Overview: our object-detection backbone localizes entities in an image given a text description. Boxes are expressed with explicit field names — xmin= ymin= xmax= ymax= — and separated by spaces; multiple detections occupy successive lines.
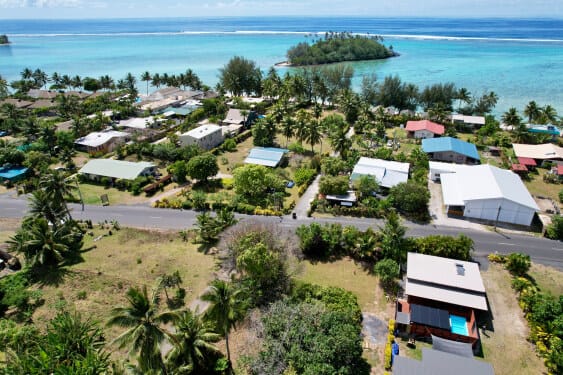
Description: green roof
xmin=79 ymin=159 xmax=155 ymax=180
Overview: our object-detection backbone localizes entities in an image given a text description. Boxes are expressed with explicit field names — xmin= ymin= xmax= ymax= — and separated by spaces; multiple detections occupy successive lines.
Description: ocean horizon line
xmin=5 ymin=30 xmax=563 ymax=43
xmin=1 ymin=15 xmax=563 ymax=21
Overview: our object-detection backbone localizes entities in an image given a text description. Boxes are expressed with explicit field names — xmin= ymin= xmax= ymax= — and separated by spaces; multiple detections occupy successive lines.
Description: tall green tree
xmin=201 ymin=280 xmax=247 ymax=368
xmin=379 ymin=210 xmax=408 ymax=263
xmin=186 ymin=153 xmax=219 ymax=183
xmin=107 ymin=286 xmax=176 ymax=374
xmin=141 ymin=71 xmax=152 ymax=96
xmin=8 ymin=217 xmax=82 ymax=272
xmin=524 ymin=100 xmax=541 ymax=124
xmin=218 ymin=56 xmax=262 ymax=97
xmin=165 ymin=309 xmax=223 ymax=374
xmin=502 ymin=107 xmax=522 ymax=127
xmin=40 ymin=170 xmax=77 ymax=217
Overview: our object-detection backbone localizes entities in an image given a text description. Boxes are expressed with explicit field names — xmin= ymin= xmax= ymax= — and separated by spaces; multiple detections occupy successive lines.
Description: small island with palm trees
xmin=282 ymin=31 xmax=397 ymax=66
xmin=0 ymin=35 xmax=9 ymax=45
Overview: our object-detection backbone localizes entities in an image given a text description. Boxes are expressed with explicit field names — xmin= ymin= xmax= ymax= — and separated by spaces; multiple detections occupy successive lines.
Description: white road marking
xmin=498 ymin=242 xmax=515 ymax=246
xmin=150 ymin=216 xmax=162 ymax=219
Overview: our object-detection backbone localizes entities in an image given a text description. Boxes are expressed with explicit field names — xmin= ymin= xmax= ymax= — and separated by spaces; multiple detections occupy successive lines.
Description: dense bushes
xmin=319 ymin=175 xmax=349 ymax=195
xmin=296 ymin=221 xmax=475 ymax=263
xmin=294 ymin=167 xmax=317 ymax=187
xmin=412 ymin=235 xmax=474 ymax=261
xmin=388 ymin=181 xmax=430 ymax=219
xmin=545 ymin=215 xmax=563 ymax=240
xmin=248 ymin=301 xmax=369 ymax=375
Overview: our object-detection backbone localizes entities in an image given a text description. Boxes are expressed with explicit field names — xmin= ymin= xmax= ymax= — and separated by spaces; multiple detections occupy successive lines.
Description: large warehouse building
xmin=439 ymin=164 xmax=538 ymax=226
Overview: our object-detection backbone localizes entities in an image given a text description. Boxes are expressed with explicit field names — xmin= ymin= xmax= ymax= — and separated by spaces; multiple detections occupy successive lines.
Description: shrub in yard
xmin=294 ymin=168 xmax=317 ymax=187
xmin=389 ymin=181 xmax=430 ymax=216
xmin=559 ymin=189 xmax=563 ymax=203
xmin=222 ymin=138 xmax=237 ymax=152
xmin=374 ymin=259 xmax=400 ymax=290
xmin=488 ymin=253 xmax=507 ymax=263
xmin=505 ymin=252 xmax=531 ymax=276
xmin=319 ymin=175 xmax=349 ymax=195
xmin=545 ymin=215 xmax=563 ymax=241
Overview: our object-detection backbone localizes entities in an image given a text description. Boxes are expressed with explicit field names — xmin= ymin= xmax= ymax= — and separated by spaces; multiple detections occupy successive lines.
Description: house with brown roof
xmin=405 ymin=120 xmax=445 ymax=139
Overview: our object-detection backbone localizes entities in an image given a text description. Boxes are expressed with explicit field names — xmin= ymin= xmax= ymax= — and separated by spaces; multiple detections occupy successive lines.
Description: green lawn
xmin=528 ymin=263 xmax=563 ymax=297
xmin=523 ymin=168 xmax=561 ymax=205
xmin=295 ymin=257 xmax=383 ymax=313
xmin=77 ymin=182 xmax=150 ymax=205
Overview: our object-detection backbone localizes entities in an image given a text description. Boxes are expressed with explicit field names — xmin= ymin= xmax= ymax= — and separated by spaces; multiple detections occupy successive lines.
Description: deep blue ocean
xmin=1 ymin=17 xmax=562 ymax=115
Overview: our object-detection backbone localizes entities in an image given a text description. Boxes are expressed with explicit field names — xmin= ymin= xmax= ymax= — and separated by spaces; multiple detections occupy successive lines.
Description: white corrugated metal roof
xmin=407 ymin=253 xmax=486 ymax=293
xmin=182 ymin=124 xmax=222 ymax=139
xmin=351 ymin=157 xmax=410 ymax=188
xmin=450 ymin=114 xmax=486 ymax=125
xmin=429 ymin=161 xmax=469 ymax=174
xmin=79 ymin=159 xmax=155 ymax=180
xmin=406 ymin=280 xmax=488 ymax=310
xmin=406 ymin=253 xmax=487 ymax=310
xmin=440 ymin=173 xmax=465 ymax=206
xmin=74 ymin=130 xmax=128 ymax=148
xmin=440 ymin=164 xmax=538 ymax=210
xmin=513 ymin=143 xmax=563 ymax=160
xmin=118 ymin=117 xmax=155 ymax=129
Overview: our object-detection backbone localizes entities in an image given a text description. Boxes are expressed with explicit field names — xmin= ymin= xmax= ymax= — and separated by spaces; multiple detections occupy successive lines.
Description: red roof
xmin=557 ymin=165 xmax=563 ymax=175
xmin=405 ymin=120 xmax=445 ymax=135
xmin=511 ymin=164 xmax=528 ymax=172
xmin=517 ymin=157 xmax=537 ymax=166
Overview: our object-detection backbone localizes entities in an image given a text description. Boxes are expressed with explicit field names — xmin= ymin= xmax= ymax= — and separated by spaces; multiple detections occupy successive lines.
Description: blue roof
xmin=0 ymin=166 xmax=28 ymax=180
xmin=422 ymin=137 xmax=480 ymax=161
xmin=244 ymin=147 xmax=288 ymax=167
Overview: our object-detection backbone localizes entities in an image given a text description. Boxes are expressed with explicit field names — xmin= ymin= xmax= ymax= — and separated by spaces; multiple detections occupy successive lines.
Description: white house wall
xmin=414 ymin=129 xmax=435 ymax=139
xmin=463 ymin=198 xmax=535 ymax=226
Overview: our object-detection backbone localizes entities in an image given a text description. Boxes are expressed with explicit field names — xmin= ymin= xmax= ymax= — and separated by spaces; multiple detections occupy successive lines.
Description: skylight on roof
xmin=455 ymin=263 xmax=465 ymax=276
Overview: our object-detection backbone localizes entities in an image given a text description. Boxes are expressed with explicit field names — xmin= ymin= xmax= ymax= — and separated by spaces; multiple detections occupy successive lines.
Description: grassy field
xmin=523 ymin=168 xmax=561 ymax=206
xmin=31 ymin=227 xmax=218 ymax=347
xmin=295 ymin=257 xmax=387 ymax=313
xmin=78 ymin=182 xmax=151 ymax=205
xmin=0 ymin=218 xmax=20 ymax=244
xmin=528 ymin=262 xmax=563 ymax=297
xmin=480 ymin=263 xmax=546 ymax=375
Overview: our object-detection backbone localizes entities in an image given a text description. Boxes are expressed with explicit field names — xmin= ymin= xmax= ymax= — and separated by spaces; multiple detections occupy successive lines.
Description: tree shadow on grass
xmin=33 ymin=267 xmax=74 ymax=287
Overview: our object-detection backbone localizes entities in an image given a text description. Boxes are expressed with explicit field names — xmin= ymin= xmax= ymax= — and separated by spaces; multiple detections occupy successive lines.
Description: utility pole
xmin=494 ymin=205 xmax=501 ymax=231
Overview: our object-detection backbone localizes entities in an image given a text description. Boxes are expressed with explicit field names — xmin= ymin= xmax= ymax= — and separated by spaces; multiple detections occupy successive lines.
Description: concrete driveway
xmin=428 ymin=178 xmax=486 ymax=231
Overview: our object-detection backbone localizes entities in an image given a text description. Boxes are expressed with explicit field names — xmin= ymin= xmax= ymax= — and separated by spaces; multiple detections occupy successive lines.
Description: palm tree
xmin=541 ymin=105 xmax=558 ymax=124
xmin=124 ymin=72 xmax=137 ymax=93
xmin=524 ymin=100 xmax=540 ymax=124
xmin=328 ymin=125 xmax=352 ymax=158
xmin=295 ymin=109 xmax=311 ymax=143
xmin=8 ymin=217 xmax=71 ymax=270
xmin=457 ymin=87 xmax=471 ymax=110
xmin=61 ymin=75 xmax=72 ymax=91
xmin=28 ymin=190 xmax=67 ymax=227
xmin=51 ymin=72 xmax=61 ymax=87
xmin=280 ymin=114 xmax=295 ymax=147
xmin=305 ymin=118 xmax=322 ymax=153
xmin=20 ymin=67 xmax=33 ymax=80
xmin=201 ymin=280 xmax=247 ymax=368
xmin=166 ymin=309 xmax=222 ymax=374
xmin=502 ymin=107 xmax=522 ymax=128
xmin=71 ymin=75 xmax=82 ymax=91
xmin=32 ymin=69 xmax=49 ymax=89
xmin=40 ymin=170 xmax=77 ymax=218
xmin=141 ymin=71 xmax=151 ymax=96
xmin=107 ymin=286 xmax=175 ymax=374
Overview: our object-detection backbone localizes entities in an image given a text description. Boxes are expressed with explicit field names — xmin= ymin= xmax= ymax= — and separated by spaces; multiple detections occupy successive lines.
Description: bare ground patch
xmin=480 ymin=264 xmax=546 ymax=375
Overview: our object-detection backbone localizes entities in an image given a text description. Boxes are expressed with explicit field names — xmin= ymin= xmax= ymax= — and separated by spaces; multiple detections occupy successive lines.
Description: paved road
xmin=1 ymin=194 xmax=562 ymax=270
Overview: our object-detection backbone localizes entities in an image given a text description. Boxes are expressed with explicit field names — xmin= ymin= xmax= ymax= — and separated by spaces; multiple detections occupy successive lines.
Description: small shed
xmin=244 ymin=147 xmax=288 ymax=167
